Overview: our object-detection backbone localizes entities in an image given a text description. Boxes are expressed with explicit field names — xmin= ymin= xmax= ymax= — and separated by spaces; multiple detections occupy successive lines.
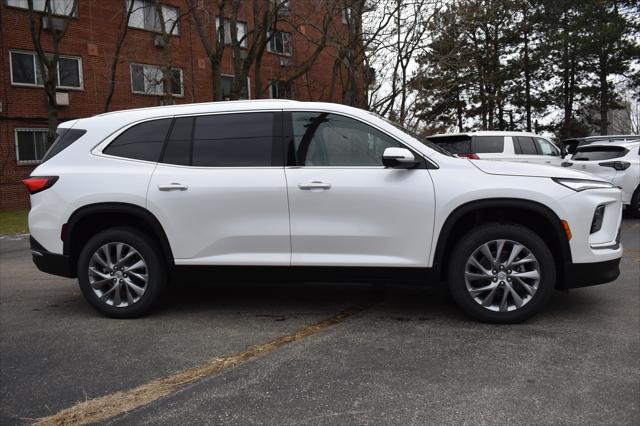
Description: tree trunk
xmin=599 ymin=52 xmax=608 ymax=135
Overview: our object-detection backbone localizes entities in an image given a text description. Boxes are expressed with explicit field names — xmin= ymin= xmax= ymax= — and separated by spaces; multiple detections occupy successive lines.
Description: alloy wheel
xmin=464 ymin=239 xmax=540 ymax=312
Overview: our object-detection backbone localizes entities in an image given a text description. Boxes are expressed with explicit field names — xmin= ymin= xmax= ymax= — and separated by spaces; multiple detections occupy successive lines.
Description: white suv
xmin=25 ymin=101 xmax=623 ymax=323
xmin=562 ymin=141 xmax=640 ymax=217
xmin=427 ymin=131 xmax=565 ymax=166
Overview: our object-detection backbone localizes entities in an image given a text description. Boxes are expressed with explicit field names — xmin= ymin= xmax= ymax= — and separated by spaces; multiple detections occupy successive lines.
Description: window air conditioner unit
xmin=42 ymin=16 xmax=66 ymax=31
xmin=279 ymin=57 xmax=290 ymax=67
xmin=154 ymin=35 xmax=167 ymax=48
xmin=56 ymin=92 xmax=69 ymax=106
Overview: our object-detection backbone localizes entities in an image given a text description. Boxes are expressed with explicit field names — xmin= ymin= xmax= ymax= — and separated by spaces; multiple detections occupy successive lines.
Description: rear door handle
xmin=298 ymin=181 xmax=331 ymax=190
xmin=158 ymin=183 xmax=188 ymax=191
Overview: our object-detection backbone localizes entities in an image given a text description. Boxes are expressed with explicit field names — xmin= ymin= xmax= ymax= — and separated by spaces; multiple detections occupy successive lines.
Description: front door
xmin=284 ymin=111 xmax=436 ymax=267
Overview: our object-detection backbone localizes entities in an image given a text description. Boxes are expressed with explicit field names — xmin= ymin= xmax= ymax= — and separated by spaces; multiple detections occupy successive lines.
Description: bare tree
xmin=104 ymin=0 xmax=137 ymax=112
xmin=26 ymin=0 xmax=78 ymax=143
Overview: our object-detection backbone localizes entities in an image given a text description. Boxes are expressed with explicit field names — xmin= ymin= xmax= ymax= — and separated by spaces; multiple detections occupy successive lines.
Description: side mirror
xmin=560 ymin=146 xmax=568 ymax=157
xmin=382 ymin=147 xmax=420 ymax=169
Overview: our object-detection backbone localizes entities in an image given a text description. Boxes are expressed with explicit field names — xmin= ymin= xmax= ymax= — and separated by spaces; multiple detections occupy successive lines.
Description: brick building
xmin=0 ymin=0 xmax=365 ymax=210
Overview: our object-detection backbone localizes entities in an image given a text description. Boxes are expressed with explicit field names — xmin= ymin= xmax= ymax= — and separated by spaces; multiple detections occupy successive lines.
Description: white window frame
xmin=128 ymin=0 xmax=180 ymax=36
xmin=14 ymin=128 xmax=49 ymax=165
xmin=215 ymin=17 xmax=248 ymax=48
xmin=130 ymin=63 xmax=184 ymax=97
xmin=9 ymin=50 xmax=84 ymax=90
xmin=267 ymin=31 xmax=292 ymax=56
xmin=221 ymin=74 xmax=251 ymax=100
xmin=342 ymin=7 xmax=352 ymax=24
xmin=4 ymin=0 xmax=78 ymax=17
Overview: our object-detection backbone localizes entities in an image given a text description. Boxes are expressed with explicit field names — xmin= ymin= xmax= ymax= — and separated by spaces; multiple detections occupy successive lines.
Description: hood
xmin=470 ymin=159 xmax=605 ymax=181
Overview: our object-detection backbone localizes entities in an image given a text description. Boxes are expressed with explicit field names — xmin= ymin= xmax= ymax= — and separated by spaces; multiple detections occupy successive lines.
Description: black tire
xmin=629 ymin=186 xmax=640 ymax=218
xmin=77 ymin=227 xmax=166 ymax=318
xmin=447 ymin=223 xmax=555 ymax=324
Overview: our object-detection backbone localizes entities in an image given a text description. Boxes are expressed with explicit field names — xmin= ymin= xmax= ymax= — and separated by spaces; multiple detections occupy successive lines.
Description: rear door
xmin=147 ymin=111 xmax=291 ymax=266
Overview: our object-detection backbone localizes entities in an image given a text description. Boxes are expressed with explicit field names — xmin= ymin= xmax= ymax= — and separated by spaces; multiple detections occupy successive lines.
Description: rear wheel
xmin=629 ymin=186 xmax=640 ymax=218
xmin=448 ymin=223 xmax=555 ymax=323
xmin=77 ymin=227 xmax=166 ymax=318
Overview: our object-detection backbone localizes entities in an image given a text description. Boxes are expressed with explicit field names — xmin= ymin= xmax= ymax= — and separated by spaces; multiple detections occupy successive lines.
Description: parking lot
xmin=0 ymin=218 xmax=638 ymax=425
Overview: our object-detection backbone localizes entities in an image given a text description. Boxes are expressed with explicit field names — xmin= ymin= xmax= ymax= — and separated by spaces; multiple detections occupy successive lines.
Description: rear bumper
xmin=30 ymin=237 xmax=75 ymax=278
xmin=562 ymin=258 xmax=621 ymax=289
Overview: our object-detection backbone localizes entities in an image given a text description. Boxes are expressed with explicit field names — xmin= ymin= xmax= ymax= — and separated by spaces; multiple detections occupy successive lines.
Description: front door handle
xmin=298 ymin=181 xmax=331 ymax=190
xmin=158 ymin=183 xmax=188 ymax=191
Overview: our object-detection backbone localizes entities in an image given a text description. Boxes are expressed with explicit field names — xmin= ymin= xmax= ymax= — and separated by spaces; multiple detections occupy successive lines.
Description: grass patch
xmin=0 ymin=209 xmax=29 ymax=235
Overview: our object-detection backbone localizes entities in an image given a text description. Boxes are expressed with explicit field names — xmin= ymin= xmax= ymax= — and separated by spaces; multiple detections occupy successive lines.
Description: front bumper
xmin=30 ymin=237 xmax=75 ymax=278
xmin=561 ymin=258 xmax=621 ymax=289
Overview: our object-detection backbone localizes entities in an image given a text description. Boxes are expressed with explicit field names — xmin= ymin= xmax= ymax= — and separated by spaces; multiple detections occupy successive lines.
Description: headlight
xmin=552 ymin=178 xmax=617 ymax=191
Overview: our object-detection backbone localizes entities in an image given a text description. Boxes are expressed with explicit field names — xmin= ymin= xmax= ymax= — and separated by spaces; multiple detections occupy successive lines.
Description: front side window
xmin=291 ymin=112 xmax=402 ymax=167
xmin=268 ymin=31 xmax=292 ymax=55
xmin=130 ymin=63 xmax=183 ymax=96
xmin=5 ymin=0 xmax=77 ymax=16
xmin=15 ymin=129 xmax=50 ymax=164
xmin=269 ymin=80 xmax=293 ymax=99
xmin=216 ymin=18 xmax=247 ymax=48
xmin=103 ymin=119 xmax=172 ymax=162
xmin=221 ymin=75 xmax=249 ymax=100
xmin=128 ymin=0 xmax=180 ymax=35
xmin=191 ymin=113 xmax=275 ymax=167
xmin=534 ymin=137 xmax=560 ymax=156
xmin=10 ymin=51 xmax=82 ymax=89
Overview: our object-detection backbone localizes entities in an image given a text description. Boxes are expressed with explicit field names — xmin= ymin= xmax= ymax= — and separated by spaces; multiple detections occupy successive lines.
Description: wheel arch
xmin=432 ymin=198 xmax=572 ymax=286
xmin=64 ymin=203 xmax=174 ymax=273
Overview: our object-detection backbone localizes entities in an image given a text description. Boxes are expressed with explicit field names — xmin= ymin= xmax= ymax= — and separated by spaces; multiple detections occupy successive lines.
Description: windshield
xmin=368 ymin=112 xmax=455 ymax=157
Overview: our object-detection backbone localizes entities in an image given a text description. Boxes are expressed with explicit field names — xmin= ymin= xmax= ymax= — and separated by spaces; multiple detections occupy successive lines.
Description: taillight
xmin=22 ymin=176 xmax=58 ymax=194
xmin=459 ymin=153 xmax=480 ymax=160
xmin=598 ymin=161 xmax=630 ymax=171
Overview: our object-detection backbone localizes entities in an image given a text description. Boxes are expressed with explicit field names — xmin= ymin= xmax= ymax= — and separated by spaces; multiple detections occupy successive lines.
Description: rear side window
xmin=427 ymin=136 xmax=471 ymax=154
xmin=514 ymin=136 xmax=538 ymax=155
xmin=41 ymin=128 xmax=86 ymax=162
xmin=472 ymin=136 xmax=504 ymax=153
xmin=162 ymin=117 xmax=193 ymax=166
xmin=191 ymin=113 xmax=275 ymax=167
xmin=572 ymin=146 xmax=629 ymax=161
xmin=104 ymin=119 xmax=172 ymax=162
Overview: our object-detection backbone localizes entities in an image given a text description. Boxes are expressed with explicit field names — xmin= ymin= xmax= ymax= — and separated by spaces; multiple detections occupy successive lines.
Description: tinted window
xmin=472 ymin=136 xmax=504 ymax=153
xmin=515 ymin=136 xmax=538 ymax=155
xmin=534 ymin=138 xmax=560 ymax=156
xmin=427 ymin=136 xmax=471 ymax=154
xmin=42 ymin=128 xmax=86 ymax=162
xmin=104 ymin=119 xmax=171 ymax=162
xmin=192 ymin=113 xmax=274 ymax=167
xmin=292 ymin=112 xmax=402 ymax=166
xmin=162 ymin=117 xmax=193 ymax=166
xmin=572 ymin=146 xmax=628 ymax=161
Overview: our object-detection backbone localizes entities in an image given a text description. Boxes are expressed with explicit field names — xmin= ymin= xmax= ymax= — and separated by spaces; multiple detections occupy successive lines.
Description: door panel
xmin=286 ymin=167 xmax=435 ymax=266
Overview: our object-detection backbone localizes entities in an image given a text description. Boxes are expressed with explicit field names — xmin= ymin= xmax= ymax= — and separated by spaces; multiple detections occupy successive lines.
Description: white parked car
xmin=25 ymin=101 xmax=623 ymax=323
xmin=562 ymin=141 xmax=640 ymax=217
xmin=427 ymin=131 xmax=565 ymax=166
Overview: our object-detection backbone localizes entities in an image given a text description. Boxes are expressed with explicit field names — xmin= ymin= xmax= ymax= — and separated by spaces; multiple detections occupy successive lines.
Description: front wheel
xmin=77 ymin=227 xmax=167 ymax=318
xmin=448 ymin=223 xmax=556 ymax=323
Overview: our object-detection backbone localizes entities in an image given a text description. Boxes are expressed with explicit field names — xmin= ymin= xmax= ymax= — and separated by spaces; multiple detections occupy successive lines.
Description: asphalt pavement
xmin=1 ymin=219 xmax=638 ymax=425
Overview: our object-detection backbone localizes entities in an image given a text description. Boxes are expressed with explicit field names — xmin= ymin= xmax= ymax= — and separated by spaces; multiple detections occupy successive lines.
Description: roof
xmin=578 ymin=140 xmax=640 ymax=149
xmin=429 ymin=131 xmax=539 ymax=138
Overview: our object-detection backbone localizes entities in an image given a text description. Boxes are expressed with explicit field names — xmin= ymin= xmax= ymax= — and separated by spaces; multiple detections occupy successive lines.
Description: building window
xmin=128 ymin=0 xmax=180 ymax=35
xmin=10 ymin=50 xmax=83 ymax=89
xmin=5 ymin=0 xmax=78 ymax=16
xmin=221 ymin=75 xmax=250 ymax=100
xmin=216 ymin=18 xmax=247 ymax=48
xmin=267 ymin=31 xmax=292 ymax=56
xmin=342 ymin=7 xmax=352 ymax=24
xmin=15 ymin=129 xmax=50 ymax=165
xmin=130 ymin=63 xmax=183 ymax=97
xmin=269 ymin=80 xmax=293 ymax=99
